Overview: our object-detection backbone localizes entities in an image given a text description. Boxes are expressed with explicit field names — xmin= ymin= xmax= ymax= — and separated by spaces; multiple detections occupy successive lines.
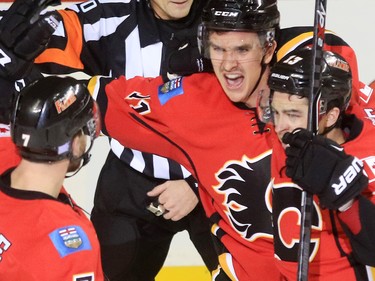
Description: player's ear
xmin=71 ymin=130 xmax=85 ymax=158
xmin=325 ymin=107 xmax=340 ymax=127
xmin=263 ymin=40 xmax=277 ymax=64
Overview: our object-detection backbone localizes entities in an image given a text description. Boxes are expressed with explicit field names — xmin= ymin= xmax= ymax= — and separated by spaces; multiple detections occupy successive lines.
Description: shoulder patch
xmin=158 ymin=77 xmax=184 ymax=105
xmin=49 ymin=225 xmax=92 ymax=257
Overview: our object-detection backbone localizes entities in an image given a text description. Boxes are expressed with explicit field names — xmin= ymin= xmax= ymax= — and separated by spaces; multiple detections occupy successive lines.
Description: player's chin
xmin=224 ymin=89 xmax=247 ymax=104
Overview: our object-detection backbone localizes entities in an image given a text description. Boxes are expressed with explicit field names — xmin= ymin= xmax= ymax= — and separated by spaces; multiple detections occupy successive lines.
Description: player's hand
xmin=282 ymin=128 xmax=368 ymax=210
xmin=163 ymin=37 xmax=213 ymax=81
xmin=0 ymin=0 xmax=61 ymax=80
xmin=165 ymin=42 xmax=211 ymax=75
xmin=147 ymin=179 xmax=199 ymax=221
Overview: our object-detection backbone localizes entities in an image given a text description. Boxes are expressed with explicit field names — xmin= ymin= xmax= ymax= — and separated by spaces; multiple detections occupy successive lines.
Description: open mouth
xmin=224 ymin=74 xmax=244 ymax=89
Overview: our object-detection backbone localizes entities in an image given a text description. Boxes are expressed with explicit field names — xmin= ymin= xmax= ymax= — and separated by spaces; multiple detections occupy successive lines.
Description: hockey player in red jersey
xmin=86 ymin=1 xmax=282 ymax=279
xmin=0 ymin=76 xmax=104 ymax=280
xmin=86 ymin=23 xmax=375 ymax=281
xmin=0 ymin=0 xmax=281 ymax=279
xmin=265 ymin=48 xmax=375 ymax=280
xmin=0 ymin=1 xmax=219 ymax=278
xmin=0 ymin=0 xmax=370 ymax=280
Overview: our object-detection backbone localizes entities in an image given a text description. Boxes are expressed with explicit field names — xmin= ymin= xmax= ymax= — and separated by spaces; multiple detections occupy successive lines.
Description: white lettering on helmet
xmin=270 ymin=73 xmax=289 ymax=80
xmin=214 ymin=11 xmax=239 ymax=17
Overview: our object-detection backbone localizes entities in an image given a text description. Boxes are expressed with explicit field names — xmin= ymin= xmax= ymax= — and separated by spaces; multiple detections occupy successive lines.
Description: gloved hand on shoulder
xmin=162 ymin=35 xmax=213 ymax=81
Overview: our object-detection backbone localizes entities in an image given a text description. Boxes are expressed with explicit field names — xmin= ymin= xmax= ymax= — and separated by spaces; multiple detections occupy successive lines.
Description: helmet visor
xmin=198 ymin=24 xmax=273 ymax=63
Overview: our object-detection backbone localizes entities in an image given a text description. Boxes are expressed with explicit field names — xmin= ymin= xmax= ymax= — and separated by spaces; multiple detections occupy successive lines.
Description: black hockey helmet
xmin=11 ymin=76 xmax=101 ymax=163
xmin=198 ymin=0 xmax=280 ymax=57
xmin=201 ymin=0 xmax=279 ymax=31
xmin=268 ymin=48 xmax=352 ymax=114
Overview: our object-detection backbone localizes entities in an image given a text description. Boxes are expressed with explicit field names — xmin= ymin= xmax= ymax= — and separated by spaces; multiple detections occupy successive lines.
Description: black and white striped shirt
xmin=38 ymin=0 xmax=204 ymax=180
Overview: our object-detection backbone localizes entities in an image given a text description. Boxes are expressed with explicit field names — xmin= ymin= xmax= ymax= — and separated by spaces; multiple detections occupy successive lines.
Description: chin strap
xmin=319 ymin=111 xmax=344 ymax=136
xmin=247 ymin=44 xmax=272 ymax=101
xmin=248 ymin=62 xmax=267 ymax=100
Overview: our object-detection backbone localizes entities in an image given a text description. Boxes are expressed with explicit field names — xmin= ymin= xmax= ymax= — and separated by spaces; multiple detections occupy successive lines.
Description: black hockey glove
xmin=282 ymin=128 xmax=368 ymax=210
xmin=0 ymin=0 xmax=61 ymax=80
xmin=162 ymin=37 xmax=213 ymax=82
xmin=165 ymin=41 xmax=212 ymax=75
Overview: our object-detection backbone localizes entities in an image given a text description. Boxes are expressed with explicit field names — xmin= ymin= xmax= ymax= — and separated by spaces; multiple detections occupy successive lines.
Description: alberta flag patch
xmin=49 ymin=225 xmax=92 ymax=257
xmin=158 ymin=77 xmax=184 ymax=105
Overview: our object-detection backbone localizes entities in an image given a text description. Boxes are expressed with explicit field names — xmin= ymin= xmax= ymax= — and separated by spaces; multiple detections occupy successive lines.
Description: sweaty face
xmin=150 ymin=0 xmax=194 ymax=20
xmin=209 ymin=31 xmax=265 ymax=106
xmin=271 ymin=92 xmax=309 ymax=146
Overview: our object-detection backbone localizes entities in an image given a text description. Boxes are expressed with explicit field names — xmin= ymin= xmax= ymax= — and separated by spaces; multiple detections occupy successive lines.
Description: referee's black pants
xmin=91 ymin=150 xmax=218 ymax=281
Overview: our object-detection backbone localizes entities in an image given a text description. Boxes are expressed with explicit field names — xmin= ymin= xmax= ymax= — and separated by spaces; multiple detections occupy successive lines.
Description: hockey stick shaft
xmin=297 ymin=0 xmax=327 ymax=280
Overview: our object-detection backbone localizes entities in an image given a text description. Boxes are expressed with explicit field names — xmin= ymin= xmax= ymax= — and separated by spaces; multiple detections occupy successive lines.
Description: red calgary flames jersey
xmin=0 ymin=171 xmax=104 ymax=281
xmin=270 ymin=104 xmax=375 ymax=280
xmin=91 ymin=73 xmax=279 ymax=280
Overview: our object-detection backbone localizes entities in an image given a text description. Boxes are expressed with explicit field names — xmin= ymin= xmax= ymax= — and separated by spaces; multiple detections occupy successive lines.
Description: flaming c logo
xmin=272 ymin=182 xmax=322 ymax=262
xmin=213 ymin=152 xmax=273 ymax=242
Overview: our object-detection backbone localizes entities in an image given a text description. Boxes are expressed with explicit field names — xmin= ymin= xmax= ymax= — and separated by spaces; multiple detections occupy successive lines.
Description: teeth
xmin=225 ymin=74 xmax=240 ymax=79
xmin=225 ymin=74 xmax=243 ymax=87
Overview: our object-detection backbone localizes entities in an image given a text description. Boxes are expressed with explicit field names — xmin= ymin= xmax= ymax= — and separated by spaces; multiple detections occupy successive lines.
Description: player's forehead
xmin=209 ymin=31 xmax=260 ymax=49
xmin=271 ymin=91 xmax=309 ymax=111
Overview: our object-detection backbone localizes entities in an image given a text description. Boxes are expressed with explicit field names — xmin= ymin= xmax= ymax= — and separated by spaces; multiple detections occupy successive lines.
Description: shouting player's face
xmin=150 ymin=0 xmax=194 ymax=20
xmin=209 ymin=31 xmax=273 ymax=107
